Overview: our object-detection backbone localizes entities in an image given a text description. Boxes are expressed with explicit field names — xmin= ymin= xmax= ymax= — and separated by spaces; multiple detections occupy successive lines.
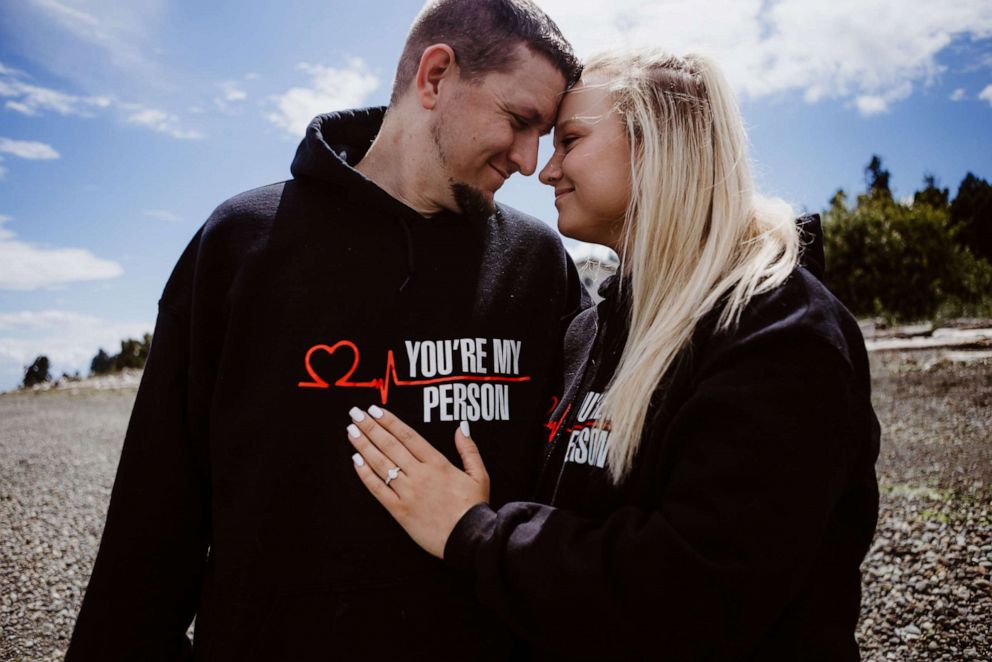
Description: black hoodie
xmin=445 ymin=216 xmax=881 ymax=660
xmin=67 ymin=107 xmax=588 ymax=661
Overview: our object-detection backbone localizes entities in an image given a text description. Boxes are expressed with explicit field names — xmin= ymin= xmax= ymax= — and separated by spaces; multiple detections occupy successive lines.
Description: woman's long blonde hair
xmin=587 ymin=50 xmax=801 ymax=483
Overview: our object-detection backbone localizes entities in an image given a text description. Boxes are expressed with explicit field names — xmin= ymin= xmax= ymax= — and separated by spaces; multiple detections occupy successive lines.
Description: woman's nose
xmin=539 ymin=152 xmax=562 ymax=186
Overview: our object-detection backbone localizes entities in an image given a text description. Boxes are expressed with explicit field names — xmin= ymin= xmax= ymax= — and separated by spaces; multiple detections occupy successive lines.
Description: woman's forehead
xmin=557 ymin=79 xmax=614 ymax=126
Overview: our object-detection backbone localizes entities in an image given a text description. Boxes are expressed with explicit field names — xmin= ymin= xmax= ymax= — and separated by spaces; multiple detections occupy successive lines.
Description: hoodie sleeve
xmin=548 ymin=252 xmax=593 ymax=394
xmin=562 ymin=251 xmax=593 ymax=325
xmin=444 ymin=335 xmax=873 ymax=658
xmin=66 ymin=230 xmax=211 ymax=661
xmin=523 ymin=249 xmax=592 ymax=488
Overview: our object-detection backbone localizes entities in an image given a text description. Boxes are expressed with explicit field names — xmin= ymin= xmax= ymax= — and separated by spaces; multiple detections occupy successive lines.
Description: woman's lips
xmin=555 ymin=188 xmax=575 ymax=207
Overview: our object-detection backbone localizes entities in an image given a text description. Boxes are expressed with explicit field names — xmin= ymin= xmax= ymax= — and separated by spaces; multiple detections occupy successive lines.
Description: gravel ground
xmin=1 ymin=350 xmax=990 ymax=661
xmin=1 ymin=388 xmax=134 ymax=661
xmin=857 ymin=350 xmax=992 ymax=661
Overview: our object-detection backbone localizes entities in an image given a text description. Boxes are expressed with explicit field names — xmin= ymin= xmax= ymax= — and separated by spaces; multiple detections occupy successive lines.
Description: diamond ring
xmin=385 ymin=466 xmax=402 ymax=486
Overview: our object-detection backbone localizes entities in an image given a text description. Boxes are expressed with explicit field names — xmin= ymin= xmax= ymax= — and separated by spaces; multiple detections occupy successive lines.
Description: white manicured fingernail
xmin=352 ymin=453 xmax=365 ymax=467
xmin=460 ymin=421 xmax=471 ymax=438
xmin=349 ymin=407 xmax=365 ymax=422
xmin=347 ymin=424 xmax=361 ymax=439
xmin=368 ymin=405 xmax=384 ymax=419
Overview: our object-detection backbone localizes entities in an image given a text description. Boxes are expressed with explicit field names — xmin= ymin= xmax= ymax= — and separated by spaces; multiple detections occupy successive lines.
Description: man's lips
xmin=489 ymin=164 xmax=509 ymax=180
xmin=555 ymin=187 xmax=574 ymax=199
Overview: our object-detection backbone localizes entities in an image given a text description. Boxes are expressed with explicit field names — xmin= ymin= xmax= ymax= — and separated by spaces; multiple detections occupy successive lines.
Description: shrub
xmin=90 ymin=349 xmax=115 ymax=375
xmin=23 ymin=355 xmax=51 ymax=388
xmin=950 ymin=173 xmax=992 ymax=263
xmin=823 ymin=190 xmax=992 ymax=322
xmin=114 ymin=334 xmax=152 ymax=371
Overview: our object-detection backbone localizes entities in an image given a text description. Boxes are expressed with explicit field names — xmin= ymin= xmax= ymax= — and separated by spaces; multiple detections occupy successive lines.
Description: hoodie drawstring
xmin=396 ymin=217 xmax=415 ymax=293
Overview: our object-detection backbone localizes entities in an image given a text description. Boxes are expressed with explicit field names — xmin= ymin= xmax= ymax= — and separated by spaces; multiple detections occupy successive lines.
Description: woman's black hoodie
xmin=445 ymin=218 xmax=881 ymax=660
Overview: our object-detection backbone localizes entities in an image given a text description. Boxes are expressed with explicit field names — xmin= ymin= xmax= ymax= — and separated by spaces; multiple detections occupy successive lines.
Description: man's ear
xmin=416 ymin=44 xmax=457 ymax=110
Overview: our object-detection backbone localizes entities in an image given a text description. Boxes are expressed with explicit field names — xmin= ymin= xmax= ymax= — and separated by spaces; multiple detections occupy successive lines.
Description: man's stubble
xmin=430 ymin=120 xmax=497 ymax=222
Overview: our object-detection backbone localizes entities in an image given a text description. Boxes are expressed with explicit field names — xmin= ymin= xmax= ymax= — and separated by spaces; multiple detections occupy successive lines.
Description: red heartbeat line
xmin=544 ymin=402 xmax=571 ymax=442
xmin=544 ymin=405 xmax=612 ymax=442
xmin=564 ymin=419 xmax=606 ymax=433
xmin=298 ymin=340 xmax=531 ymax=404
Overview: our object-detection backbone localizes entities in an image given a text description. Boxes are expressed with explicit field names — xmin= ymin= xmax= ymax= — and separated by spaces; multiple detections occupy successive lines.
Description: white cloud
xmin=0 ymin=309 xmax=151 ymax=389
xmin=5 ymin=101 xmax=34 ymax=115
xmin=26 ymin=0 xmax=165 ymax=76
xmin=950 ymin=87 xmax=966 ymax=101
xmin=854 ymin=95 xmax=889 ymax=116
xmin=852 ymin=82 xmax=913 ymax=117
xmin=0 ymin=158 xmax=6 ymax=180
xmin=266 ymin=58 xmax=380 ymax=136
xmin=0 ymin=62 xmax=204 ymax=142
xmin=0 ymin=215 xmax=123 ymax=290
xmin=980 ymin=84 xmax=992 ymax=106
xmin=143 ymin=209 xmax=182 ymax=223
xmin=535 ymin=0 xmax=992 ymax=114
xmin=31 ymin=0 xmax=101 ymax=30
xmin=124 ymin=105 xmax=204 ymax=140
xmin=0 ymin=74 xmax=112 ymax=116
xmin=220 ymin=81 xmax=247 ymax=103
xmin=0 ymin=137 xmax=60 ymax=160
xmin=213 ymin=80 xmax=249 ymax=113
xmin=0 ymin=309 xmax=101 ymax=331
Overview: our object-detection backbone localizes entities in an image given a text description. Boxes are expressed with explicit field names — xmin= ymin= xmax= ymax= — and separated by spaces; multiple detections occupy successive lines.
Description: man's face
xmin=431 ymin=45 xmax=567 ymax=216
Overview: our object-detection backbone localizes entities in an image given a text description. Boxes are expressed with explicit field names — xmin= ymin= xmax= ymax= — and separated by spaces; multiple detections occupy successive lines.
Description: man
xmin=66 ymin=1 xmax=585 ymax=659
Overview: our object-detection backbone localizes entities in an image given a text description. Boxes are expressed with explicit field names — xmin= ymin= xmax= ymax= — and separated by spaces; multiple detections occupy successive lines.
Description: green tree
xmin=90 ymin=348 xmax=115 ymax=375
xmin=913 ymin=174 xmax=949 ymax=209
xmin=864 ymin=155 xmax=892 ymax=201
xmin=949 ymin=172 xmax=992 ymax=262
xmin=828 ymin=189 xmax=848 ymax=216
xmin=113 ymin=333 xmax=152 ymax=370
xmin=23 ymin=355 xmax=51 ymax=388
xmin=823 ymin=159 xmax=992 ymax=321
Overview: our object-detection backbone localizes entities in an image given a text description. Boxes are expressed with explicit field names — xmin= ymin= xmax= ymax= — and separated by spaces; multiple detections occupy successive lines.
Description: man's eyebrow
xmin=511 ymin=105 xmax=555 ymax=134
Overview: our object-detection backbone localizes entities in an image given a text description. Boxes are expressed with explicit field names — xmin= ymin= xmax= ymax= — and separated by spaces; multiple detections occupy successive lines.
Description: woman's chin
xmin=557 ymin=219 xmax=608 ymax=247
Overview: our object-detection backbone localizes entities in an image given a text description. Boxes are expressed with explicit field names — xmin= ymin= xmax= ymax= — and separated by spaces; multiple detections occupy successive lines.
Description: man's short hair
xmin=390 ymin=0 xmax=581 ymax=104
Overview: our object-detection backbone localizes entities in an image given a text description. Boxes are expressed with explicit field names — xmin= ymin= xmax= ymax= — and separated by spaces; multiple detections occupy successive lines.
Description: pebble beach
xmin=1 ymin=343 xmax=990 ymax=660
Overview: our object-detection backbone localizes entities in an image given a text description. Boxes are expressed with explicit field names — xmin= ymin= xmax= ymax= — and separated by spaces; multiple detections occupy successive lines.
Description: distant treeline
xmin=822 ymin=156 xmax=992 ymax=322
xmin=89 ymin=334 xmax=153 ymax=375
xmin=21 ymin=334 xmax=152 ymax=389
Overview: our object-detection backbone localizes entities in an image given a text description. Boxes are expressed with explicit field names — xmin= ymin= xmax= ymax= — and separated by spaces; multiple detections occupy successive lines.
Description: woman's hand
xmin=345 ymin=406 xmax=490 ymax=559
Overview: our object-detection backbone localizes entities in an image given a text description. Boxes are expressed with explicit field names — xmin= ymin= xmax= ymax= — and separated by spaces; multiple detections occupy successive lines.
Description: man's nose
xmin=508 ymin=132 xmax=540 ymax=177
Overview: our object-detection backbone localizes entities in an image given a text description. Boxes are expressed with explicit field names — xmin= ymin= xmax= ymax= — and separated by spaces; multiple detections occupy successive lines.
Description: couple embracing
xmin=67 ymin=1 xmax=879 ymax=660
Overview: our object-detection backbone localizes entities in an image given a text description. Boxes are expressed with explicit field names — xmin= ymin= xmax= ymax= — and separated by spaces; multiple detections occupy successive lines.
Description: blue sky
xmin=1 ymin=0 xmax=991 ymax=391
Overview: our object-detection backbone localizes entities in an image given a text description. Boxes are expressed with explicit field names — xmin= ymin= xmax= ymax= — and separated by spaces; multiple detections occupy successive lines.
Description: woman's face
xmin=539 ymin=77 xmax=631 ymax=251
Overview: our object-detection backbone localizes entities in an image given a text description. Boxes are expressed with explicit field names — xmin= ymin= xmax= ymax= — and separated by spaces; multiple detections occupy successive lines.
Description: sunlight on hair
xmin=583 ymin=49 xmax=801 ymax=483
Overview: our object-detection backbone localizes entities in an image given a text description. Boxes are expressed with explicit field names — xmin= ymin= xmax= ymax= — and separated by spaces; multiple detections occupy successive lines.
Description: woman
xmin=345 ymin=50 xmax=879 ymax=659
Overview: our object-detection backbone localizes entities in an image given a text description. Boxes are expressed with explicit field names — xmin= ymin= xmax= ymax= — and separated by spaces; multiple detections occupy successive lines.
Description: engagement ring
xmin=385 ymin=466 xmax=402 ymax=486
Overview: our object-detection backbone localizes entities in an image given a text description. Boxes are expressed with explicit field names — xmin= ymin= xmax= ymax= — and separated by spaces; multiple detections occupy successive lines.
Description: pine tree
xmin=950 ymin=172 xmax=992 ymax=262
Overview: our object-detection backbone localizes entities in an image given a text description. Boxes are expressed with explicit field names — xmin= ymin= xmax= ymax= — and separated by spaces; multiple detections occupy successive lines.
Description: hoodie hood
xmin=291 ymin=107 xmax=384 ymax=181
xmin=797 ymin=213 xmax=825 ymax=280
xmin=290 ymin=107 xmax=427 ymax=290
xmin=288 ymin=107 xmax=464 ymax=227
